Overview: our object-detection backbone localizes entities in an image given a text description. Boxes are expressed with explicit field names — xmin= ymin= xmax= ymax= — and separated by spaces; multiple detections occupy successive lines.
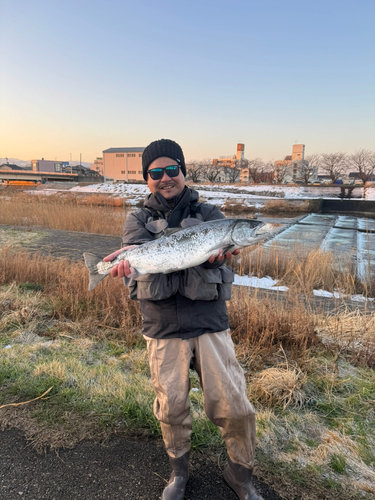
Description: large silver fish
xmin=84 ymin=218 xmax=280 ymax=291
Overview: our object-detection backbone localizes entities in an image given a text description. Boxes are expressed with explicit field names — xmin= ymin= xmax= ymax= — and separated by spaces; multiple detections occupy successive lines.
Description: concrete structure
xmin=291 ymin=144 xmax=305 ymax=161
xmin=31 ymin=159 xmax=69 ymax=173
xmin=102 ymin=147 xmax=145 ymax=182
xmin=212 ymin=144 xmax=247 ymax=182
xmin=274 ymin=144 xmax=315 ymax=183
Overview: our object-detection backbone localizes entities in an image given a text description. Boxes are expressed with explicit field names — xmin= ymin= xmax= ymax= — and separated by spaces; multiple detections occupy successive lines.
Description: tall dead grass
xmin=0 ymin=192 xmax=127 ymax=235
xmin=1 ymin=247 xmax=375 ymax=368
xmin=232 ymin=244 xmax=360 ymax=295
xmin=0 ymin=248 xmax=142 ymax=340
xmin=228 ymin=288 xmax=320 ymax=363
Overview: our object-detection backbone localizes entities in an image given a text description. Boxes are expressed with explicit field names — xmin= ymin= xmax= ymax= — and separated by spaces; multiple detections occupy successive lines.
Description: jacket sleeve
xmin=122 ymin=211 xmax=153 ymax=246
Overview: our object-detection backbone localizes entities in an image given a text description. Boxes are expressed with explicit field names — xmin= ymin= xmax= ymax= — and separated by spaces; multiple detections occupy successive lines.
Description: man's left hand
xmin=208 ymin=249 xmax=240 ymax=264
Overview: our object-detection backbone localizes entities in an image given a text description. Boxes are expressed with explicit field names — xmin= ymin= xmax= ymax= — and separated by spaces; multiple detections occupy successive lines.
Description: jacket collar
xmin=144 ymin=187 xmax=198 ymax=213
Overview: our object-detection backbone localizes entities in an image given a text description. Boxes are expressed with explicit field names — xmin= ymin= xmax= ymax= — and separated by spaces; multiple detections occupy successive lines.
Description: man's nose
xmin=160 ymin=170 xmax=172 ymax=181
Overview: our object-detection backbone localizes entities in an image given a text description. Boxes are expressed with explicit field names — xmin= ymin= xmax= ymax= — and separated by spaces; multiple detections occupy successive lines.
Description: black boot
xmin=223 ymin=457 xmax=264 ymax=500
xmin=161 ymin=451 xmax=189 ymax=500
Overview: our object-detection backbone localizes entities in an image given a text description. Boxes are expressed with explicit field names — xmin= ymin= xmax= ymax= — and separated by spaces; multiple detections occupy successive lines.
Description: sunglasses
xmin=148 ymin=165 xmax=181 ymax=181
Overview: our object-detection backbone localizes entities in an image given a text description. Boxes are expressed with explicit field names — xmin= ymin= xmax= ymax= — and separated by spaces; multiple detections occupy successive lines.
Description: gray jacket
xmin=122 ymin=187 xmax=233 ymax=339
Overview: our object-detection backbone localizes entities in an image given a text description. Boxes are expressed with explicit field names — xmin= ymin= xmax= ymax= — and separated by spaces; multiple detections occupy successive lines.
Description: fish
xmin=83 ymin=218 xmax=281 ymax=291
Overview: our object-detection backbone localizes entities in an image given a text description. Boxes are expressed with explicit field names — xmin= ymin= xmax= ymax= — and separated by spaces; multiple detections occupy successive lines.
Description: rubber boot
xmin=223 ymin=457 xmax=264 ymax=500
xmin=161 ymin=451 xmax=189 ymax=500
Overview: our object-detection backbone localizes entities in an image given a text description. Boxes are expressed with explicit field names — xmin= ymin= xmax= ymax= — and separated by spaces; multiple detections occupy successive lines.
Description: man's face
xmin=147 ymin=156 xmax=186 ymax=199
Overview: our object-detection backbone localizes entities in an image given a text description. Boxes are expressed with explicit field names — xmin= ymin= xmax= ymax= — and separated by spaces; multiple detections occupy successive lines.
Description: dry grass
xmin=228 ymin=288 xmax=320 ymax=364
xmin=232 ymin=244 xmax=360 ymax=295
xmin=0 ymin=191 xmax=127 ymax=235
xmin=0 ymin=248 xmax=142 ymax=340
xmin=249 ymin=362 xmax=306 ymax=409
xmin=221 ymin=200 xmax=255 ymax=213
xmin=316 ymin=309 xmax=375 ymax=368
xmin=263 ymin=199 xmax=314 ymax=213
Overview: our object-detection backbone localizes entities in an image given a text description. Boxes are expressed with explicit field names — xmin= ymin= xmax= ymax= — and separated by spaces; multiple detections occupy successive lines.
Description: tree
xmin=201 ymin=159 xmax=222 ymax=183
xmin=186 ymin=160 xmax=203 ymax=183
xmin=320 ymin=152 xmax=348 ymax=183
xmin=349 ymin=149 xmax=375 ymax=186
xmin=224 ymin=165 xmax=240 ymax=183
xmin=247 ymin=158 xmax=265 ymax=184
xmin=274 ymin=161 xmax=289 ymax=183
xmin=297 ymin=154 xmax=321 ymax=185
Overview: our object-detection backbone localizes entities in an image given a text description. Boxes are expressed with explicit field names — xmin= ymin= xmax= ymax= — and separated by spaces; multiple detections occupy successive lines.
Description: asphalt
xmin=0 ymin=429 xmax=283 ymax=500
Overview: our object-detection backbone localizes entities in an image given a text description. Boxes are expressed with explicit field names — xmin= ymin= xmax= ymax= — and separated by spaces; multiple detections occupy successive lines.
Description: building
xmin=274 ymin=144 xmax=314 ymax=183
xmin=90 ymin=157 xmax=104 ymax=175
xmin=212 ymin=144 xmax=247 ymax=182
xmin=291 ymin=144 xmax=305 ymax=161
xmin=213 ymin=143 xmax=245 ymax=168
xmin=102 ymin=147 xmax=145 ymax=182
xmin=31 ymin=159 xmax=69 ymax=173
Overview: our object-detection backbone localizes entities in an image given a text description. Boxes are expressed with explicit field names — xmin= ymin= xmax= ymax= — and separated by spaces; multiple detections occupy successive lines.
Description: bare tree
xmin=201 ymin=159 xmax=222 ymax=183
xmin=349 ymin=149 xmax=375 ymax=185
xmin=186 ymin=160 xmax=203 ymax=183
xmin=320 ymin=152 xmax=348 ymax=183
xmin=224 ymin=165 xmax=240 ymax=183
xmin=247 ymin=158 xmax=265 ymax=184
xmin=274 ymin=161 xmax=289 ymax=184
xmin=297 ymin=155 xmax=321 ymax=185
xmin=262 ymin=161 xmax=275 ymax=184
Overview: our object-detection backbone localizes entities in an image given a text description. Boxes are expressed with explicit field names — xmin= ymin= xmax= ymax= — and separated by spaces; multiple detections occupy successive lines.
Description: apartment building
xmin=274 ymin=144 xmax=311 ymax=183
xmin=212 ymin=144 xmax=248 ymax=182
xmin=102 ymin=147 xmax=145 ymax=181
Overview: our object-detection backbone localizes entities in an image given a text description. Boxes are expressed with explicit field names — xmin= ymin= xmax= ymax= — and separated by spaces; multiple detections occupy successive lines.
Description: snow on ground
xmin=235 ymin=275 xmax=374 ymax=302
xmin=63 ymin=182 xmax=375 ymax=202
xmin=234 ymin=274 xmax=289 ymax=291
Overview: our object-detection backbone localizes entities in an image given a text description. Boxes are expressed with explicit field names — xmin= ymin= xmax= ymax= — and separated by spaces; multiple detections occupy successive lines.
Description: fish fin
xmin=222 ymin=245 xmax=235 ymax=254
xmin=83 ymin=252 xmax=107 ymax=291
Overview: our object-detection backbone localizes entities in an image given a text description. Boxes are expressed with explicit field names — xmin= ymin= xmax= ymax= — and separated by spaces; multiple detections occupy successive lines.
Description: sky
xmin=0 ymin=0 xmax=374 ymax=164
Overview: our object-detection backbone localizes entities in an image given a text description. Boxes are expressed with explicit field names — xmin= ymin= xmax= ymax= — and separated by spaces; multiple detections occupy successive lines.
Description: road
xmin=0 ymin=429 xmax=283 ymax=500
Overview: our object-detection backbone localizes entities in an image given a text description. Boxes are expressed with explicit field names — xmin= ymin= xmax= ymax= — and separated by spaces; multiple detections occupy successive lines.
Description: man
xmin=104 ymin=139 xmax=263 ymax=500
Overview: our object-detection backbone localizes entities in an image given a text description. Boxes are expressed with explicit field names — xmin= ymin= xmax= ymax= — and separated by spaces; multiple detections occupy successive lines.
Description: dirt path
xmin=0 ymin=429 xmax=283 ymax=500
xmin=0 ymin=224 xmax=121 ymax=261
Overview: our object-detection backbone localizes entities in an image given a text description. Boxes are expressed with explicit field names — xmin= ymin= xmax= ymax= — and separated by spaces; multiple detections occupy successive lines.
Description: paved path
xmin=0 ymin=429 xmax=283 ymax=500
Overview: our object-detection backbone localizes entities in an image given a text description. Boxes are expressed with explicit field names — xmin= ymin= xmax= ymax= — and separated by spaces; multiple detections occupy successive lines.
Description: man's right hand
xmin=103 ymin=246 xmax=137 ymax=278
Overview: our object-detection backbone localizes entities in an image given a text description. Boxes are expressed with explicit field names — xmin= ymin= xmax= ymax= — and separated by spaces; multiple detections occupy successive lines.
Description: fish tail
xmin=83 ymin=252 xmax=107 ymax=291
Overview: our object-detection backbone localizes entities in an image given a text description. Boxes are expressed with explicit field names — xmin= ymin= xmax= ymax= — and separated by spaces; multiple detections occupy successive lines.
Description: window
xmin=129 ymin=170 xmax=136 ymax=174
xmin=54 ymin=163 xmax=61 ymax=172
xmin=138 ymin=154 xmax=142 ymax=157
xmin=127 ymin=153 xmax=136 ymax=157
xmin=138 ymin=171 xmax=142 ymax=174
xmin=121 ymin=170 xmax=125 ymax=174
xmin=116 ymin=154 xmax=124 ymax=157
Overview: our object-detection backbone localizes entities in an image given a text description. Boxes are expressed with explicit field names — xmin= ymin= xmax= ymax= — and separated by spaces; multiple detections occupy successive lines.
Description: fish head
xmin=231 ymin=220 xmax=281 ymax=247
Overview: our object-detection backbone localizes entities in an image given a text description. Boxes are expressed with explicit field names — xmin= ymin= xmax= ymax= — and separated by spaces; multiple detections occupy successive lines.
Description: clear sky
xmin=1 ymin=0 xmax=374 ymax=164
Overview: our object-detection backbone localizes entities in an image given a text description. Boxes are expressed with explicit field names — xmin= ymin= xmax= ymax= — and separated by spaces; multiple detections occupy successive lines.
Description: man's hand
xmin=103 ymin=245 xmax=137 ymax=278
xmin=208 ymin=248 xmax=240 ymax=264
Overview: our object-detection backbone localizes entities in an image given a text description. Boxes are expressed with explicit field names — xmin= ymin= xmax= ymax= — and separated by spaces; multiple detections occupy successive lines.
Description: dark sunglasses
xmin=148 ymin=165 xmax=181 ymax=181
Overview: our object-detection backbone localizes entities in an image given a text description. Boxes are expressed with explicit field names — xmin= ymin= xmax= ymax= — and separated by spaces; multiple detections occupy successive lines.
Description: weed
xmin=330 ymin=453 xmax=347 ymax=474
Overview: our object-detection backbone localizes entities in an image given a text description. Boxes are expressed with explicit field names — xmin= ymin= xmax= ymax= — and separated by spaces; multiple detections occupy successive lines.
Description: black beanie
xmin=142 ymin=139 xmax=186 ymax=181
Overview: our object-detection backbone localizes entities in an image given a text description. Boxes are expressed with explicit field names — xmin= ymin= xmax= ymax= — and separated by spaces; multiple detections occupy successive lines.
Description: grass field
xmin=1 ymin=191 xmax=375 ymax=499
